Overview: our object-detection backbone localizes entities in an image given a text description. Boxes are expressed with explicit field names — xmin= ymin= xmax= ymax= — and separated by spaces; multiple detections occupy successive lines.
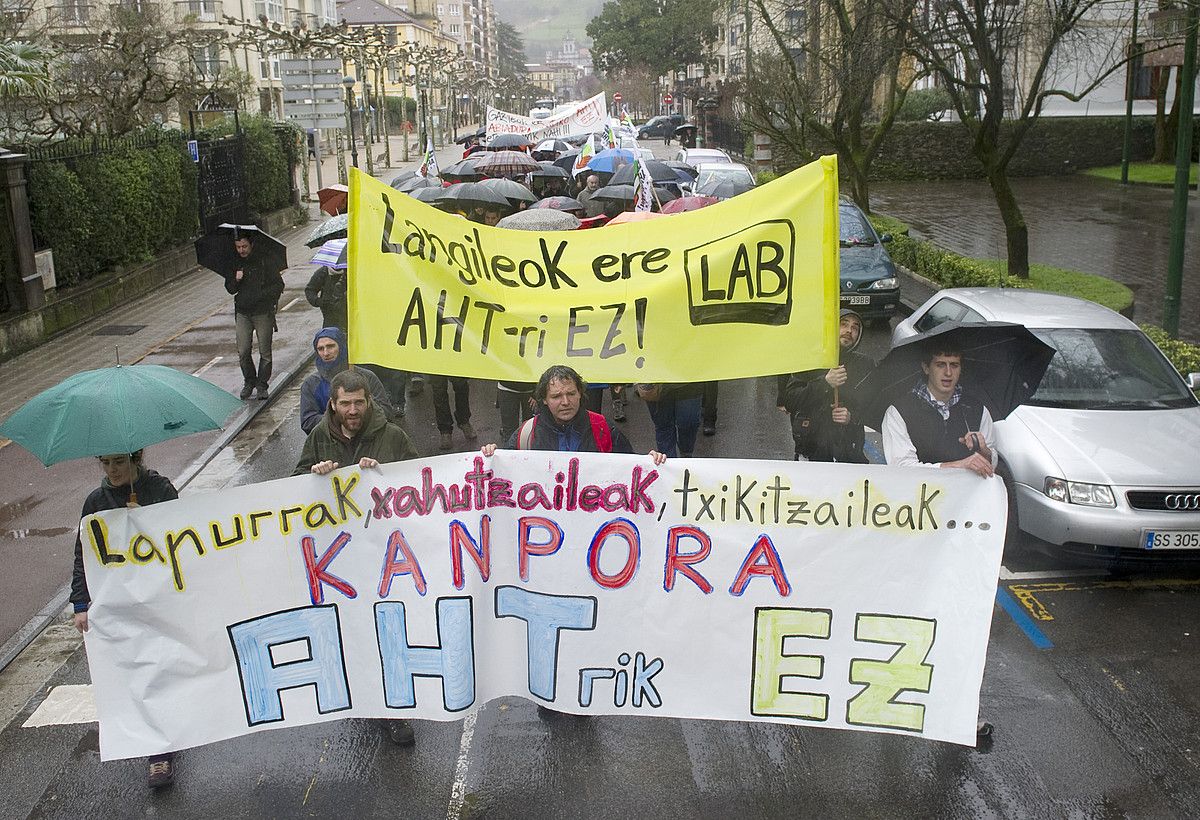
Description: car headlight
xmin=866 ymin=277 xmax=897 ymax=290
xmin=1044 ymin=477 xmax=1116 ymax=507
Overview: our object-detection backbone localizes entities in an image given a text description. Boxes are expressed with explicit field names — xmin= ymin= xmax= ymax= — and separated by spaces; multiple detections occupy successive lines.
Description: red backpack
xmin=516 ymin=411 xmax=613 ymax=453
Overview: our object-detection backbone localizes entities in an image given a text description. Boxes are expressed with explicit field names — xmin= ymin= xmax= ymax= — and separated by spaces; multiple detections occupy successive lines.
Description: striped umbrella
xmin=473 ymin=150 xmax=541 ymax=176
xmin=310 ymin=238 xmax=348 ymax=270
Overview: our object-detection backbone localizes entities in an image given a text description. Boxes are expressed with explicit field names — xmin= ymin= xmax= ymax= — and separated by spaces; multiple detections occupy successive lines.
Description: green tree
xmin=495 ymin=21 xmax=528 ymax=82
xmin=0 ymin=41 xmax=53 ymax=100
xmin=587 ymin=0 xmax=719 ymax=79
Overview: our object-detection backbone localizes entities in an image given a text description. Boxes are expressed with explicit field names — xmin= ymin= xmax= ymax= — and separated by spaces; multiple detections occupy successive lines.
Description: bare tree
xmin=745 ymin=0 xmax=921 ymax=210
xmin=901 ymin=0 xmax=1135 ymax=278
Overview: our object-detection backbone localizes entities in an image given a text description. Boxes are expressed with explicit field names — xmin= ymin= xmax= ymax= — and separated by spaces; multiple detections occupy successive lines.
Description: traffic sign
xmin=280 ymin=58 xmax=346 ymax=130
xmin=664 ymin=94 xmax=673 ymax=105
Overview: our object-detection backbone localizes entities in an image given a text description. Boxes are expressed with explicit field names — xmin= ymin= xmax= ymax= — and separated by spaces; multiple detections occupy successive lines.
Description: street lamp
xmin=343 ymin=75 xmax=359 ymax=169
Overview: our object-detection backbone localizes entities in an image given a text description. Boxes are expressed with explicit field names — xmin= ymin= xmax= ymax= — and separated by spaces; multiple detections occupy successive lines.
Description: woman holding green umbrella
xmin=0 ymin=362 xmax=242 ymax=790
xmin=71 ymin=448 xmax=179 ymax=787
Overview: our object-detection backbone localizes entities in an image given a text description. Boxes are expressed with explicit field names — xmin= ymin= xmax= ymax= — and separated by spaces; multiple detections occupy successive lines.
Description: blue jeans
xmin=646 ymin=396 xmax=702 ymax=457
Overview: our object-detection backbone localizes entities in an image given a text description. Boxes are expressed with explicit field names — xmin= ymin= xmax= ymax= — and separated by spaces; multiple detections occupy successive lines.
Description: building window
xmin=450 ymin=23 xmax=460 ymax=34
xmin=259 ymin=55 xmax=281 ymax=80
xmin=1128 ymin=48 xmax=1153 ymax=100
xmin=450 ymin=3 xmax=459 ymax=14
xmin=784 ymin=8 xmax=805 ymax=35
xmin=436 ymin=3 xmax=443 ymax=13
xmin=193 ymin=43 xmax=221 ymax=78
xmin=254 ymin=0 xmax=283 ymax=23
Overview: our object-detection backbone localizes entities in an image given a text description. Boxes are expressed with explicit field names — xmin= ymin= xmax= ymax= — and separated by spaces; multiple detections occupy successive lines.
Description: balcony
xmin=175 ymin=0 xmax=221 ymax=23
xmin=46 ymin=2 xmax=92 ymax=28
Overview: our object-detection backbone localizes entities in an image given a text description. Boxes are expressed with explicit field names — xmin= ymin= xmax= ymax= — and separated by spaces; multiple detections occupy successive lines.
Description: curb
xmin=0 ymin=341 xmax=315 ymax=677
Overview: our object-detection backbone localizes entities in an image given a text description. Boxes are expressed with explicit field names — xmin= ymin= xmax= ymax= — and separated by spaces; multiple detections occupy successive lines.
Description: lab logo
xmin=682 ymin=220 xmax=795 ymax=326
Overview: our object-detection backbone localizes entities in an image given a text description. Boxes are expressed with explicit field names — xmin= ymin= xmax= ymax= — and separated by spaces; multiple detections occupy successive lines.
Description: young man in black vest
xmin=882 ymin=348 xmax=996 ymax=477
xmin=882 ymin=345 xmax=996 ymax=743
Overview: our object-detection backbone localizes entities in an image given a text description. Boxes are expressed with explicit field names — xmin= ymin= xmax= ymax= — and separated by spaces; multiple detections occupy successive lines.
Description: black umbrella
xmin=532 ymin=162 xmax=570 ymax=179
xmin=477 ymin=177 xmax=537 ymax=205
xmin=195 ymin=223 xmax=287 ymax=278
xmin=696 ymin=178 xmax=755 ymax=199
xmin=664 ymin=160 xmax=699 ymax=180
xmin=390 ymin=170 xmax=419 ymax=188
xmin=674 ymin=124 xmax=698 ymax=136
xmin=608 ymin=159 xmax=680 ymax=186
xmin=487 ymin=133 xmax=534 ymax=150
xmin=440 ymin=158 xmax=480 ymax=180
xmin=397 ymin=174 xmax=441 ymax=193
xmin=592 ymin=184 xmax=636 ymax=202
xmin=553 ymin=150 xmax=581 ymax=172
xmin=455 ymin=128 xmax=485 ymax=145
xmin=410 ymin=186 xmax=445 ymax=203
xmin=856 ymin=321 xmax=1057 ymax=431
xmin=434 ymin=182 xmax=513 ymax=210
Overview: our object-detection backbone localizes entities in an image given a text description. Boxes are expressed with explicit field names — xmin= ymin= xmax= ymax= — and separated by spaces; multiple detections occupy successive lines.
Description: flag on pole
xmin=633 ymin=157 xmax=654 ymax=213
xmin=619 ymin=107 xmax=636 ymax=137
xmin=573 ymin=136 xmax=596 ymax=176
xmin=419 ymin=138 xmax=439 ymax=178
xmin=605 ymin=121 xmax=618 ymax=149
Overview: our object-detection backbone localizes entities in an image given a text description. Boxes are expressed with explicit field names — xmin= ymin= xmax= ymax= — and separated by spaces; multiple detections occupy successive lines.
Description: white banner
xmin=80 ymin=453 xmax=1005 ymax=759
xmin=486 ymin=93 xmax=608 ymax=141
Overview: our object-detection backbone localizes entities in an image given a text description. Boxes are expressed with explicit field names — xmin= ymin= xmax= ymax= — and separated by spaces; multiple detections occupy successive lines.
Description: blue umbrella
xmin=587 ymin=148 xmax=637 ymax=174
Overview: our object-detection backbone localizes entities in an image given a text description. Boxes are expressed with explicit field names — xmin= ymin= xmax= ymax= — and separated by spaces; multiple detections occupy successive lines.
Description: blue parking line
xmin=995 ymin=587 xmax=1054 ymax=649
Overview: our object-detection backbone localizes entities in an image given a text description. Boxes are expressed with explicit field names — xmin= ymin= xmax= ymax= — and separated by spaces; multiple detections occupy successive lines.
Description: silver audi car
xmin=893 ymin=288 xmax=1200 ymax=560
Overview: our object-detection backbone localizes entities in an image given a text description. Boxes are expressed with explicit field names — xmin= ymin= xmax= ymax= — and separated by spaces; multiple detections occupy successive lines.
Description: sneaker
xmin=383 ymin=718 xmax=415 ymax=746
xmin=239 ymin=384 xmax=253 ymax=400
xmin=439 ymin=432 xmax=453 ymax=451
xmin=147 ymin=753 xmax=175 ymax=788
xmin=703 ymin=424 xmax=716 ymax=436
xmin=459 ymin=422 xmax=477 ymax=441
xmin=255 ymin=385 xmax=269 ymax=401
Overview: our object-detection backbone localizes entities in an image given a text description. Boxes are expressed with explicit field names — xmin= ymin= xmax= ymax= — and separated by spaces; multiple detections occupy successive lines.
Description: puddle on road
xmin=4 ymin=526 xmax=72 ymax=539
xmin=0 ymin=496 xmax=45 ymax=528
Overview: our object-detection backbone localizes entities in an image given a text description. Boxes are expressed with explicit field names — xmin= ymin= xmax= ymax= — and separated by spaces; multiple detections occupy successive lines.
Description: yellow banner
xmin=347 ymin=156 xmax=841 ymax=383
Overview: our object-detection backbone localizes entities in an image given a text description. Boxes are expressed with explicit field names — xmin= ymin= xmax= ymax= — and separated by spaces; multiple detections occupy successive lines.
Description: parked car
xmin=637 ymin=114 xmax=684 ymax=140
xmin=674 ymin=147 xmax=732 ymax=165
xmin=837 ymin=199 xmax=900 ymax=321
xmin=694 ymin=162 xmax=755 ymax=190
xmin=893 ymin=288 xmax=1200 ymax=561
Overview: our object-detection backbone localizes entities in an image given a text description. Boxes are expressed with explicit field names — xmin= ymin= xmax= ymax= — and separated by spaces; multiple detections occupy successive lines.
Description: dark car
xmin=838 ymin=200 xmax=900 ymax=321
xmin=637 ymin=114 xmax=684 ymax=140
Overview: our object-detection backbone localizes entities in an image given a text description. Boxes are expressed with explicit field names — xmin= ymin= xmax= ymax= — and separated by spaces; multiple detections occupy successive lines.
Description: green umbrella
xmin=0 ymin=364 xmax=243 ymax=466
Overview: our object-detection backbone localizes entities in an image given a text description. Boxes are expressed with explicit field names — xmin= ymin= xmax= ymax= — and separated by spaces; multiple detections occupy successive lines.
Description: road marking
xmin=445 ymin=708 xmax=479 ymax=820
xmin=192 ymin=355 xmax=223 ymax=376
xmin=995 ymin=588 xmax=1054 ymax=649
xmin=1008 ymin=577 xmax=1200 ymax=622
xmin=999 ymin=567 xmax=1099 ymax=581
xmin=23 ymin=684 xmax=96 ymax=727
xmin=280 ymin=297 xmax=301 ymax=312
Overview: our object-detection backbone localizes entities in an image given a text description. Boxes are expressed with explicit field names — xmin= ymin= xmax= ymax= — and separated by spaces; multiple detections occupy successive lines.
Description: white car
xmin=894 ymin=288 xmax=1200 ymax=561
xmin=694 ymin=162 xmax=755 ymax=189
xmin=674 ymin=148 xmax=731 ymax=165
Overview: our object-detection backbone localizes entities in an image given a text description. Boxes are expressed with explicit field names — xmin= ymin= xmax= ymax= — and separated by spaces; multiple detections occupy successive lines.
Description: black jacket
xmin=892 ymin=390 xmax=987 ymax=464
xmin=304 ymin=265 xmax=347 ymax=331
xmin=70 ymin=468 xmax=179 ymax=611
xmin=785 ymin=348 xmax=875 ymax=462
xmin=504 ymin=405 xmax=633 ymax=453
xmin=224 ymin=249 xmax=285 ymax=316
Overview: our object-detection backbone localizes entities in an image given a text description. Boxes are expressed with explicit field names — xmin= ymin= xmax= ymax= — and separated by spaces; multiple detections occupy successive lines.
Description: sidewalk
xmin=0 ymin=140 xmax=466 ymax=666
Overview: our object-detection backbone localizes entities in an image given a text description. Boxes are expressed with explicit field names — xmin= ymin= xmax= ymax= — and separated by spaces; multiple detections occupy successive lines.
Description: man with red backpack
xmin=480 ymin=364 xmax=665 ymax=463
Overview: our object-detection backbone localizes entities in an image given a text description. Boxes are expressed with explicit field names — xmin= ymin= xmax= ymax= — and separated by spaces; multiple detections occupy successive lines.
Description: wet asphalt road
xmin=3 ymin=319 xmax=1199 ymax=819
xmin=870 ymin=175 xmax=1200 ymax=342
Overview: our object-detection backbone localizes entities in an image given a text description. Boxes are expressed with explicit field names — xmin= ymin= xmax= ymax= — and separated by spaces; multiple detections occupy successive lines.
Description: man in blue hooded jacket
xmin=299 ymin=327 xmax=398 ymax=434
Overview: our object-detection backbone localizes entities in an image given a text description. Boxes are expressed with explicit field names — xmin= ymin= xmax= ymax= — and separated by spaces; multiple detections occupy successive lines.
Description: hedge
xmin=783 ymin=116 xmax=1180 ymax=181
xmin=196 ymin=114 xmax=301 ymax=215
xmin=27 ymin=131 xmax=198 ymax=288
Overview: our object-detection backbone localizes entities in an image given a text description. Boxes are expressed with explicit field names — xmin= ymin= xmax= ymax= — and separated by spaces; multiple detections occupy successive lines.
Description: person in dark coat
xmin=784 ymin=309 xmax=875 ymax=462
xmin=299 ymin=327 xmax=397 ymax=434
xmin=225 ymin=231 xmax=285 ymax=401
xmin=481 ymin=364 xmax=664 ymax=462
xmin=70 ymin=449 xmax=180 ymax=788
xmin=304 ymin=264 xmax=347 ymax=331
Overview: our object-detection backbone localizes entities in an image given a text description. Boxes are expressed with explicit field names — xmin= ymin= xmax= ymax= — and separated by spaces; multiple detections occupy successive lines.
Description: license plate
xmin=1142 ymin=530 xmax=1200 ymax=549
xmin=840 ymin=295 xmax=871 ymax=305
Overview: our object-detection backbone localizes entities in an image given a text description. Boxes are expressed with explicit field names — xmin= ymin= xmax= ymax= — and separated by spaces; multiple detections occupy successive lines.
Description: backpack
xmin=516 ymin=412 xmax=613 ymax=453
